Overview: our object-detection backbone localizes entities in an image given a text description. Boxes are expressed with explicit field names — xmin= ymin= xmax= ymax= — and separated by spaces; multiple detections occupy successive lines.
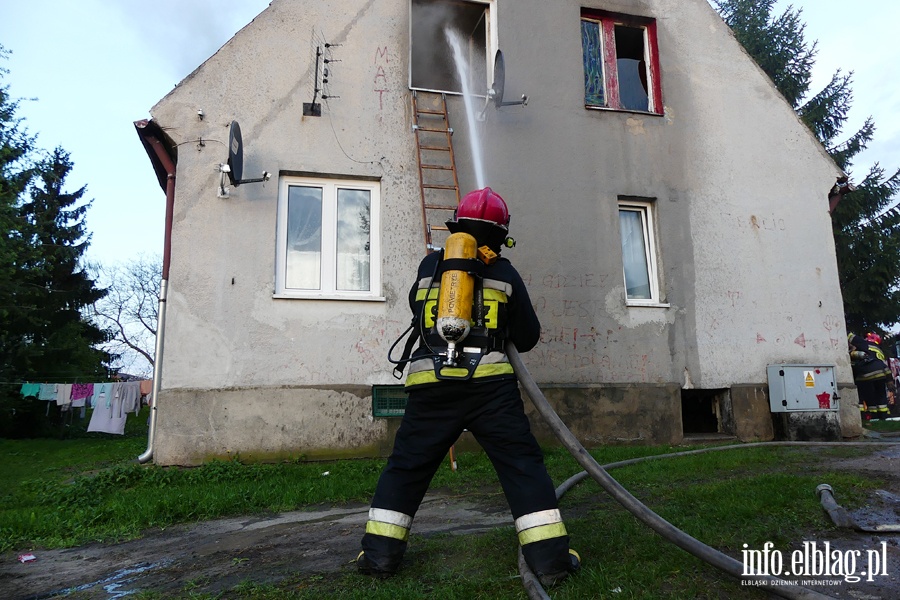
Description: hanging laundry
xmin=56 ymin=383 xmax=73 ymax=406
xmin=71 ymin=382 xmax=94 ymax=400
xmin=20 ymin=383 xmax=41 ymax=398
xmin=119 ymin=381 xmax=142 ymax=416
xmin=87 ymin=382 xmax=128 ymax=435
xmin=71 ymin=383 xmax=94 ymax=408
xmin=139 ymin=379 xmax=153 ymax=397
xmin=89 ymin=382 xmax=111 ymax=411
xmin=38 ymin=384 xmax=57 ymax=402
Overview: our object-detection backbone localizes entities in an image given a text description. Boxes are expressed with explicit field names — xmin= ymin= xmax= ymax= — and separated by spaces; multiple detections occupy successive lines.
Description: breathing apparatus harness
xmin=388 ymin=232 xmax=507 ymax=382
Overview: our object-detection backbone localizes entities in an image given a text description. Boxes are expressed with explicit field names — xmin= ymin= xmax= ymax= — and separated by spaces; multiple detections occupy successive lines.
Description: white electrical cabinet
xmin=766 ymin=364 xmax=838 ymax=413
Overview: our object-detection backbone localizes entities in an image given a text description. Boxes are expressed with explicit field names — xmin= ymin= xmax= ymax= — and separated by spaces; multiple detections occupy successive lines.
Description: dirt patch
xmin=0 ymin=497 xmax=512 ymax=599
xmin=2 ymin=442 xmax=900 ymax=599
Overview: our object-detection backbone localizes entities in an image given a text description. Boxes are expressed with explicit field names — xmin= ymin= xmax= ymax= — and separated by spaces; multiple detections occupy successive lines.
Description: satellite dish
xmin=486 ymin=50 xmax=527 ymax=111
xmin=490 ymin=50 xmax=506 ymax=107
xmin=227 ymin=120 xmax=243 ymax=186
xmin=218 ymin=120 xmax=270 ymax=197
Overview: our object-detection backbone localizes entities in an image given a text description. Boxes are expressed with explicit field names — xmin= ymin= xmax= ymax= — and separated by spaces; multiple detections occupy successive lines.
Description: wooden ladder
xmin=412 ymin=91 xmax=461 ymax=254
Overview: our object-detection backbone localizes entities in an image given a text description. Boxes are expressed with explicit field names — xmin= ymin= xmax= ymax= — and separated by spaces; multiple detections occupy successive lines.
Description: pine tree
xmin=16 ymin=147 xmax=111 ymax=381
xmin=0 ymin=46 xmax=39 ymax=387
xmin=0 ymin=47 xmax=112 ymax=435
xmin=714 ymin=0 xmax=900 ymax=335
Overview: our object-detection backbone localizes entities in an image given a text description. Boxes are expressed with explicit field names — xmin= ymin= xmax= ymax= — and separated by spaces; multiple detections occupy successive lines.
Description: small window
xmin=410 ymin=0 xmax=493 ymax=94
xmin=275 ymin=176 xmax=381 ymax=300
xmin=618 ymin=199 xmax=661 ymax=304
xmin=581 ymin=9 xmax=663 ymax=114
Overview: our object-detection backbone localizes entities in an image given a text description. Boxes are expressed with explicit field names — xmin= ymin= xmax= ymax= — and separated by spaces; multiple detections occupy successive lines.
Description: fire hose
xmin=418 ymin=231 xmax=891 ymax=598
xmin=507 ymin=343 xmax=900 ymax=600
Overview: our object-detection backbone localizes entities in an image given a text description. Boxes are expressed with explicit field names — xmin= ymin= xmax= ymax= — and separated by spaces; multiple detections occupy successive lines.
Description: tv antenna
xmin=218 ymin=120 xmax=271 ymax=198
xmin=480 ymin=50 xmax=528 ymax=120
xmin=304 ymin=43 xmax=341 ymax=117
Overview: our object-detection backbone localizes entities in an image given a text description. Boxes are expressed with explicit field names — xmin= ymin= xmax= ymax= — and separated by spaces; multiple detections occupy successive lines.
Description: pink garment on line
xmin=71 ymin=383 xmax=94 ymax=400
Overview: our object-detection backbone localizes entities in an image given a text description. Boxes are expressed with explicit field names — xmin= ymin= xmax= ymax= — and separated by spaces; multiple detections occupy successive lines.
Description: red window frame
xmin=581 ymin=8 xmax=663 ymax=115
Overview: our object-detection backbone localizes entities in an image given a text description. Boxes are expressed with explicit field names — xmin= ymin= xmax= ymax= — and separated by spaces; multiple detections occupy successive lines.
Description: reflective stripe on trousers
xmin=365 ymin=507 xmax=412 ymax=542
xmin=515 ymin=508 xmax=568 ymax=546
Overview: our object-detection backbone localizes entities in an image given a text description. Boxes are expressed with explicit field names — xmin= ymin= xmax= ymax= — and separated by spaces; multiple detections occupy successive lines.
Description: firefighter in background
xmin=849 ymin=333 xmax=892 ymax=420
xmin=866 ymin=332 xmax=897 ymax=416
xmin=358 ymin=188 xmax=580 ymax=586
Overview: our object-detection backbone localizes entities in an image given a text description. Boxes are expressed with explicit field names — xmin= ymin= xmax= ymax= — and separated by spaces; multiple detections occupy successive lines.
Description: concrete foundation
xmin=729 ymin=385 xmax=775 ymax=441
xmin=152 ymin=380 xmax=863 ymax=465
xmin=154 ymin=386 xmax=398 ymax=466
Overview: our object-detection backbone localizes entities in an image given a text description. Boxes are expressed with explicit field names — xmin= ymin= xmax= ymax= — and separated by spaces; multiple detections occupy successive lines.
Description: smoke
xmin=109 ymin=0 xmax=270 ymax=82
xmin=411 ymin=0 xmax=486 ymax=93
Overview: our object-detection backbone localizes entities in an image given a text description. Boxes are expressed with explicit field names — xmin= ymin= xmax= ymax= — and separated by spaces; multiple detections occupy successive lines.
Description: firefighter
xmin=849 ymin=333 xmax=892 ymax=420
xmin=358 ymin=187 xmax=580 ymax=586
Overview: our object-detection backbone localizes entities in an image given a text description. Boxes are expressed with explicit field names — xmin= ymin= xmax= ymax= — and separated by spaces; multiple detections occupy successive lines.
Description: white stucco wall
xmin=151 ymin=0 xmax=417 ymax=391
xmin=144 ymin=0 xmax=857 ymax=463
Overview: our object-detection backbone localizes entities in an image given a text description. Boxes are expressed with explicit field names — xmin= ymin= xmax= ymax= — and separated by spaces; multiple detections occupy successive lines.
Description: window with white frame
xmin=275 ymin=176 xmax=381 ymax=299
xmin=410 ymin=0 xmax=495 ymax=95
xmin=581 ymin=8 xmax=663 ymax=114
xmin=618 ymin=199 xmax=661 ymax=304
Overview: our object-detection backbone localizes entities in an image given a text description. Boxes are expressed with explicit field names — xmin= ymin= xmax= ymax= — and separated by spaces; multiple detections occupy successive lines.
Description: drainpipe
xmin=136 ymin=123 xmax=176 ymax=464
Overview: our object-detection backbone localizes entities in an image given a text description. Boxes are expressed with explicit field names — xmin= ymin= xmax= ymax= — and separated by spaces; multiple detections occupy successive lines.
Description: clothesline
xmin=19 ymin=380 xmax=153 ymax=407
xmin=18 ymin=380 xmax=153 ymax=436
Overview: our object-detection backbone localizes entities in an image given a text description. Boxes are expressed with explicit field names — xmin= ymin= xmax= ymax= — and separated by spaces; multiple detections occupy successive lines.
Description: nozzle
xmin=503 ymin=237 xmax=516 ymax=248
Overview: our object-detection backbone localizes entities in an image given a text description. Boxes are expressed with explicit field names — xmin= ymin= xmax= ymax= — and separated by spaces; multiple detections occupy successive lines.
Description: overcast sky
xmin=1 ymin=0 xmax=897 ymax=269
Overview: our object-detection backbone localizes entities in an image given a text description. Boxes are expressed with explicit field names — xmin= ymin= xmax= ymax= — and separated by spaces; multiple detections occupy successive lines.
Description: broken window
xmin=275 ymin=176 xmax=381 ymax=299
xmin=410 ymin=0 xmax=492 ymax=94
xmin=581 ymin=9 xmax=663 ymax=114
xmin=618 ymin=198 xmax=662 ymax=304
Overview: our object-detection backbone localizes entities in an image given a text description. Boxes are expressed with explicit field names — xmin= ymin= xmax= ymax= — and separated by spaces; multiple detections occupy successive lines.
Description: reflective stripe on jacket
xmin=405 ymin=273 xmax=514 ymax=389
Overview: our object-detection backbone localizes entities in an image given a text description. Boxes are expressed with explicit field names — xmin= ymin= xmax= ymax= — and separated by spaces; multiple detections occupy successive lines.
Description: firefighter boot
xmin=537 ymin=549 xmax=581 ymax=588
xmin=356 ymin=551 xmax=399 ymax=579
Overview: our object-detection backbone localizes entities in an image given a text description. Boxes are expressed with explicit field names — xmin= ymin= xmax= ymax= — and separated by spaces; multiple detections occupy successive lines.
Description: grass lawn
xmin=0 ymin=416 xmax=887 ymax=599
xmin=865 ymin=418 xmax=900 ymax=433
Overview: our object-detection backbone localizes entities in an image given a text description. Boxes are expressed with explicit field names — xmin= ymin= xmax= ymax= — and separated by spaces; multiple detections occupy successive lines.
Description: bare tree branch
xmin=89 ymin=254 xmax=161 ymax=377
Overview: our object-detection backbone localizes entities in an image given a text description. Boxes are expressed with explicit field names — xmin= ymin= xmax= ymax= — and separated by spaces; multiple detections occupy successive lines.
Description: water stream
xmin=445 ymin=27 xmax=486 ymax=190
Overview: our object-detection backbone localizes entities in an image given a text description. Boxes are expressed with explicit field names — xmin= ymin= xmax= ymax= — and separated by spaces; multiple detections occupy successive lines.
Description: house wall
xmin=146 ymin=0 xmax=860 ymax=466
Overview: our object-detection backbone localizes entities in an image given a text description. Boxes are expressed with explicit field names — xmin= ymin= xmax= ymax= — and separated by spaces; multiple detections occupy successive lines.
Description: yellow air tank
xmin=437 ymin=232 xmax=477 ymax=353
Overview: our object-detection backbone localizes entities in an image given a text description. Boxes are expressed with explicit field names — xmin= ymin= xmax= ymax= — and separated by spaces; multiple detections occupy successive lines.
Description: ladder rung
xmin=415 ymin=92 xmax=458 ymax=254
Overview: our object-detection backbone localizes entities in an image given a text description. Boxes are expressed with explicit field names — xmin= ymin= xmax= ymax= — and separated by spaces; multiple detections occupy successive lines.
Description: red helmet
xmin=455 ymin=187 xmax=510 ymax=229
xmin=447 ymin=187 xmax=511 ymax=251
xmin=866 ymin=332 xmax=882 ymax=345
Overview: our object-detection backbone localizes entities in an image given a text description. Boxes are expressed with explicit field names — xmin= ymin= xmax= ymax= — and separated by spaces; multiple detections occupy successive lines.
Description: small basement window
xmin=581 ymin=8 xmax=663 ymax=114
xmin=681 ymin=389 xmax=722 ymax=434
xmin=410 ymin=0 xmax=494 ymax=94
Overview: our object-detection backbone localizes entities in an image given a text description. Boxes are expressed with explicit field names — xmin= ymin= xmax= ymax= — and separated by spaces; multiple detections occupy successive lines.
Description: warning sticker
xmin=804 ymin=371 xmax=815 ymax=387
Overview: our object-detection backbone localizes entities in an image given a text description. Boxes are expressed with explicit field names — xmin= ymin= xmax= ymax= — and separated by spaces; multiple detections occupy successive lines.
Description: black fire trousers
xmin=362 ymin=377 xmax=571 ymax=575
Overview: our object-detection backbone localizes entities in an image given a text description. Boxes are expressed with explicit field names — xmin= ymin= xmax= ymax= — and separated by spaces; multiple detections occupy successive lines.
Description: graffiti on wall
xmin=373 ymin=46 xmax=389 ymax=124
xmin=519 ymin=271 xmax=654 ymax=381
